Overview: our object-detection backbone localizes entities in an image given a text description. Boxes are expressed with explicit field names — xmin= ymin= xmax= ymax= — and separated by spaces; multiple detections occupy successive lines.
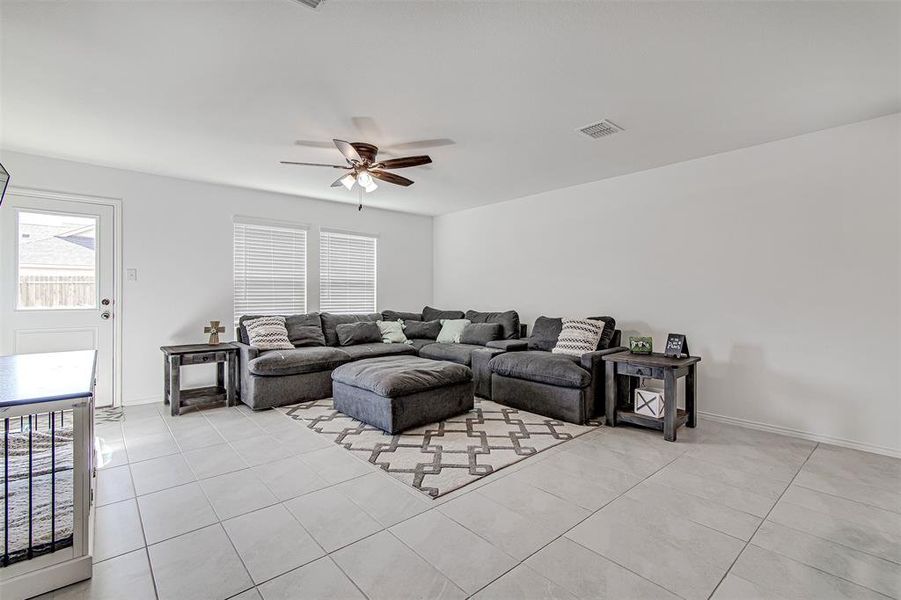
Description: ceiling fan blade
xmin=293 ymin=139 xmax=335 ymax=149
xmin=280 ymin=161 xmax=349 ymax=168
xmin=333 ymin=139 xmax=362 ymax=163
xmin=330 ymin=172 xmax=354 ymax=188
xmin=373 ymin=155 xmax=432 ymax=169
xmin=370 ymin=170 xmax=414 ymax=187
xmin=384 ymin=138 xmax=455 ymax=151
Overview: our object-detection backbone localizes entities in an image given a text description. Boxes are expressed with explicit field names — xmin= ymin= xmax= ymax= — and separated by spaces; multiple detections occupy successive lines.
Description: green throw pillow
xmin=436 ymin=319 xmax=471 ymax=344
xmin=377 ymin=319 xmax=409 ymax=344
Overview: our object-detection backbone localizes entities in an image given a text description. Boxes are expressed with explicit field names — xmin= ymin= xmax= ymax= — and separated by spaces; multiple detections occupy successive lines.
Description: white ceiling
xmin=1 ymin=1 xmax=898 ymax=216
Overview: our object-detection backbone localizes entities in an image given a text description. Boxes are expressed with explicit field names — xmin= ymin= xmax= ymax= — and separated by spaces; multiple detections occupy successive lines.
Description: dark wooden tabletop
xmin=160 ymin=343 xmax=238 ymax=355
xmin=602 ymin=351 xmax=701 ymax=368
xmin=0 ymin=350 xmax=97 ymax=407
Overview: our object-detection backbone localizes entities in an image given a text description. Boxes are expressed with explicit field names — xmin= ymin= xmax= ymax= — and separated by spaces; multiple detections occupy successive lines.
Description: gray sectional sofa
xmin=234 ymin=307 xmax=623 ymax=426
xmin=234 ymin=307 xmax=520 ymax=411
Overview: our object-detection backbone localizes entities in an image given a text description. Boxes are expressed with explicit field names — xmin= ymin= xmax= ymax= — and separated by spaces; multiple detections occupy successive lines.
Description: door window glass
xmin=17 ymin=211 xmax=97 ymax=309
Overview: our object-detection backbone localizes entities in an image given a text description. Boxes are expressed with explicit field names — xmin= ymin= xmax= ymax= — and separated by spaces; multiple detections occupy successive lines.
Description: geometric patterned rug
xmin=281 ymin=398 xmax=598 ymax=498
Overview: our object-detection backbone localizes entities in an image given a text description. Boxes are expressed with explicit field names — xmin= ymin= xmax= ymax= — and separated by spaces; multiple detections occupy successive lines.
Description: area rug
xmin=282 ymin=398 xmax=598 ymax=498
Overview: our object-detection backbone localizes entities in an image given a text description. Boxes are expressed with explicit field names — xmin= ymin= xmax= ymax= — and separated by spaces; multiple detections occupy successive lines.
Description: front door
xmin=0 ymin=192 xmax=117 ymax=406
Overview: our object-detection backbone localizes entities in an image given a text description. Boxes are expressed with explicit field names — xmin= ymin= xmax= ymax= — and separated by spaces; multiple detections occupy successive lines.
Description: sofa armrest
xmin=234 ymin=341 xmax=260 ymax=366
xmin=580 ymin=346 xmax=626 ymax=372
xmin=471 ymin=347 xmax=506 ymax=399
xmin=485 ymin=339 xmax=529 ymax=351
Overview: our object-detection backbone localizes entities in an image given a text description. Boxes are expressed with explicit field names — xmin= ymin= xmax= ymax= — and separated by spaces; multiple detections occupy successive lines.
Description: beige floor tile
xmin=258 ymin=557 xmax=365 ymax=600
xmin=285 ymin=487 xmax=383 ymax=552
xmin=332 ymin=531 xmax=466 ymax=600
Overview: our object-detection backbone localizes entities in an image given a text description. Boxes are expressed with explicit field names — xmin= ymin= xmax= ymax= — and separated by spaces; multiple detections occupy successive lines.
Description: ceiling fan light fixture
xmin=357 ymin=171 xmax=373 ymax=187
xmin=339 ymin=173 xmax=356 ymax=190
xmin=363 ymin=179 xmax=378 ymax=193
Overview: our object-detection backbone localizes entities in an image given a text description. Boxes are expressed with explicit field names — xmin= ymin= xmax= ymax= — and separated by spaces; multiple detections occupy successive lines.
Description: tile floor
xmin=40 ymin=401 xmax=901 ymax=600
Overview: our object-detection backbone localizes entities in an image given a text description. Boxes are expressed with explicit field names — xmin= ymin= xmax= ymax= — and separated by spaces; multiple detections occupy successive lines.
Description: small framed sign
xmin=664 ymin=333 xmax=689 ymax=358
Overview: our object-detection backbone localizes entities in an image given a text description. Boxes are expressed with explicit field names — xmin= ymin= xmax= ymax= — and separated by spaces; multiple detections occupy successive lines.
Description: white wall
xmin=434 ymin=114 xmax=901 ymax=456
xmin=0 ymin=151 xmax=433 ymax=404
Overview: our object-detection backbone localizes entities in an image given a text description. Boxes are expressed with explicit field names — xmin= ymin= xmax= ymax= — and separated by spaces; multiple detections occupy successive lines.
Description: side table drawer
xmin=181 ymin=352 xmax=227 ymax=365
xmin=618 ymin=363 xmax=664 ymax=379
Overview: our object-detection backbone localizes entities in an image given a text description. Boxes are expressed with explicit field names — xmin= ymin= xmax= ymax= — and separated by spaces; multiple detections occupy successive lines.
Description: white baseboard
xmin=698 ymin=410 xmax=901 ymax=459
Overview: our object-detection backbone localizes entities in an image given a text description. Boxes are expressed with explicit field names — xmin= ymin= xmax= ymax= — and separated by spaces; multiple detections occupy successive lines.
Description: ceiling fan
xmin=281 ymin=140 xmax=432 ymax=208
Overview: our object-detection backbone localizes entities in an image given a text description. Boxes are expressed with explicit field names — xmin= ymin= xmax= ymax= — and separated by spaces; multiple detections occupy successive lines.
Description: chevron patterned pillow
xmin=244 ymin=316 xmax=294 ymax=350
xmin=552 ymin=318 xmax=605 ymax=357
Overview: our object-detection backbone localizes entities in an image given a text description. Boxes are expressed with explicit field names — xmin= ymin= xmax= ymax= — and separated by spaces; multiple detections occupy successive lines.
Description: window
xmin=233 ymin=219 xmax=307 ymax=323
xmin=319 ymin=230 xmax=377 ymax=313
xmin=17 ymin=211 xmax=97 ymax=309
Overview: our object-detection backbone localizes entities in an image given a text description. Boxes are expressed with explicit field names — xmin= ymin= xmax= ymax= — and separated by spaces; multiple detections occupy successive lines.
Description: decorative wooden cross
xmin=204 ymin=320 xmax=225 ymax=345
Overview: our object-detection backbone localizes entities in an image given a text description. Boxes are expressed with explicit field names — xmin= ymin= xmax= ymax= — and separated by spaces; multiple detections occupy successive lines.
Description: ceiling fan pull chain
xmin=358 ymin=187 xmax=363 ymax=211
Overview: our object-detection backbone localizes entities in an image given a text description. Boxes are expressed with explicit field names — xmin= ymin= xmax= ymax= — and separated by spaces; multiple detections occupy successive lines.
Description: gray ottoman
xmin=331 ymin=356 xmax=474 ymax=434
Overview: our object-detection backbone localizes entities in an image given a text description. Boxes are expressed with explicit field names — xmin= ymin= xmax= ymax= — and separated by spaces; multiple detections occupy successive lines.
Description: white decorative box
xmin=634 ymin=387 xmax=665 ymax=419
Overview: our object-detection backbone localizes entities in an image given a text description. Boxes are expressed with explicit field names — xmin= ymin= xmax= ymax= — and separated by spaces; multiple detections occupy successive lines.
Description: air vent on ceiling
xmin=290 ymin=0 xmax=325 ymax=9
xmin=577 ymin=119 xmax=624 ymax=139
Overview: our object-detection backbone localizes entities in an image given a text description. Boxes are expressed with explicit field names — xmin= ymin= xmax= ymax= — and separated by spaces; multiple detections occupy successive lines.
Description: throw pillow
xmin=422 ymin=306 xmax=466 ymax=322
xmin=460 ymin=323 xmax=502 ymax=346
xmin=404 ymin=319 xmax=442 ymax=340
xmin=529 ymin=316 xmax=564 ymax=351
xmin=552 ymin=318 xmax=606 ymax=357
xmin=464 ymin=310 xmax=521 ymax=340
xmin=377 ymin=319 xmax=409 ymax=344
xmin=381 ymin=310 xmax=422 ymax=322
xmin=436 ymin=319 xmax=471 ymax=344
xmin=244 ymin=316 xmax=293 ymax=350
xmin=336 ymin=321 xmax=382 ymax=346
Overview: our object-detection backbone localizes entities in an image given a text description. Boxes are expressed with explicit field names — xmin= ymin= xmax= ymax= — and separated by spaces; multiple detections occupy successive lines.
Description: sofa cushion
xmin=332 ymin=356 xmax=471 ymax=397
xmin=338 ymin=343 xmax=417 ymax=360
xmin=238 ymin=313 xmax=325 ymax=347
xmin=404 ymin=319 xmax=442 ymax=340
xmin=587 ymin=316 xmax=617 ymax=349
xmin=336 ymin=321 xmax=381 ymax=346
xmin=418 ymin=342 xmax=483 ymax=366
xmin=465 ymin=310 xmax=520 ymax=340
xmin=381 ymin=310 xmax=422 ymax=322
xmin=422 ymin=306 xmax=465 ymax=321
xmin=408 ymin=339 xmax=436 ymax=352
xmin=529 ymin=316 xmax=564 ymax=351
xmin=321 ymin=312 xmax=383 ymax=346
xmin=489 ymin=351 xmax=590 ymax=388
xmin=460 ymin=323 xmax=502 ymax=346
xmin=247 ymin=347 xmax=350 ymax=377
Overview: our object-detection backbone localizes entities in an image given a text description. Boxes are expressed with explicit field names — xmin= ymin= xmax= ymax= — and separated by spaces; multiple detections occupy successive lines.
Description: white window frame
xmin=233 ymin=216 xmax=308 ymax=324
xmin=319 ymin=228 xmax=378 ymax=314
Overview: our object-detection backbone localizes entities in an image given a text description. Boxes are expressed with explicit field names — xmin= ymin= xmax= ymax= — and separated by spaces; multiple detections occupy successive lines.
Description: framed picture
xmin=629 ymin=336 xmax=653 ymax=354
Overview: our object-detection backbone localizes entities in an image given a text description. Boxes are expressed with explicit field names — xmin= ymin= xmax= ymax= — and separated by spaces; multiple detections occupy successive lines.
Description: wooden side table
xmin=160 ymin=343 xmax=238 ymax=416
xmin=602 ymin=351 xmax=701 ymax=442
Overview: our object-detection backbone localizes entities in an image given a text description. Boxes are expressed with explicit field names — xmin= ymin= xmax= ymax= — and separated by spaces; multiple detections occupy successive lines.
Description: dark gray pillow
xmin=421 ymin=306 xmax=465 ymax=321
xmin=336 ymin=321 xmax=381 ymax=346
xmin=460 ymin=323 xmax=502 ymax=346
xmin=529 ymin=316 xmax=563 ymax=352
xmin=321 ymin=312 xmax=382 ymax=346
xmin=404 ymin=319 xmax=442 ymax=340
xmin=381 ymin=310 xmax=422 ymax=322
xmin=587 ymin=316 xmax=617 ymax=350
xmin=238 ymin=313 xmax=325 ymax=347
xmin=465 ymin=310 xmax=520 ymax=340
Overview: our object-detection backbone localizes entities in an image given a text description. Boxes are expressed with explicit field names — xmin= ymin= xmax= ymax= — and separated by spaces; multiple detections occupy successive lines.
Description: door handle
xmin=100 ymin=311 xmax=112 ymax=320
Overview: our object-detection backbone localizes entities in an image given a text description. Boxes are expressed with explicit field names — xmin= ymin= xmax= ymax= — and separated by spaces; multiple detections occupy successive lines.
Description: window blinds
xmin=319 ymin=230 xmax=377 ymax=314
xmin=233 ymin=220 xmax=307 ymax=323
